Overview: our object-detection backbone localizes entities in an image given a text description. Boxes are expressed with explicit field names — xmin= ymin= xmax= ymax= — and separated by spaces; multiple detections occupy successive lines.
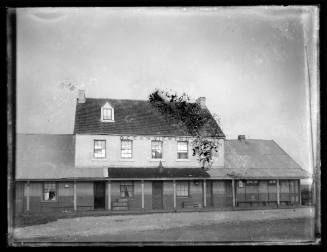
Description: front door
xmin=94 ymin=182 xmax=106 ymax=209
xmin=152 ymin=181 xmax=163 ymax=209
xmin=206 ymin=181 xmax=213 ymax=207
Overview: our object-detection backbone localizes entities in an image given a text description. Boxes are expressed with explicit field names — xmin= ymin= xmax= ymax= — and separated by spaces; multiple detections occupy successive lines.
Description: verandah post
xmin=203 ymin=179 xmax=207 ymax=208
xmin=298 ymin=179 xmax=302 ymax=205
xmin=173 ymin=180 xmax=176 ymax=209
xmin=141 ymin=180 xmax=144 ymax=209
xmin=107 ymin=180 xmax=111 ymax=210
xmin=277 ymin=179 xmax=280 ymax=207
xmin=73 ymin=180 xmax=77 ymax=211
xmin=232 ymin=179 xmax=236 ymax=208
xmin=26 ymin=181 xmax=30 ymax=212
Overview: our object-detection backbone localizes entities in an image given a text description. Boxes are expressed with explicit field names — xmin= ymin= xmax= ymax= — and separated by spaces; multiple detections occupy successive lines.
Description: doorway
xmin=94 ymin=182 xmax=106 ymax=209
xmin=152 ymin=181 xmax=163 ymax=209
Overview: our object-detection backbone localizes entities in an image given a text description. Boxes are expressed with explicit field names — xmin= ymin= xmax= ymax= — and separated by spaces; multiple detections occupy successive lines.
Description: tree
xmin=148 ymin=89 xmax=222 ymax=169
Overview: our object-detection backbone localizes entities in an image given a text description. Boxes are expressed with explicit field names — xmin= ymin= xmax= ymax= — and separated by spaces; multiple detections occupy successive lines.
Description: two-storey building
xmin=14 ymin=90 xmax=310 ymax=213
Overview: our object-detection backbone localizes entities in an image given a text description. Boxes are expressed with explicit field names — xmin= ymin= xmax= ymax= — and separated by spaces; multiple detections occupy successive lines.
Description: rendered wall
xmin=75 ymin=134 xmax=224 ymax=169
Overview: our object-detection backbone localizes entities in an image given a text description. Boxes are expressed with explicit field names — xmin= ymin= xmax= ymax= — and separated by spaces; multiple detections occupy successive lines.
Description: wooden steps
xmin=112 ymin=198 xmax=129 ymax=211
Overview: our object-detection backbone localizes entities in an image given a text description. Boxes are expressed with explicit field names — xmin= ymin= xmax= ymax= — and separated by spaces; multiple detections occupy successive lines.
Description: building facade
xmin=15 ymin=91 xmax=310 ymax=214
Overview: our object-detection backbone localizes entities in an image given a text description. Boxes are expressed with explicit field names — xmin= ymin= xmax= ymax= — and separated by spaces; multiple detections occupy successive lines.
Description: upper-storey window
xmin=121 ymin=140 xmax=133 ymax=159
xmin=101 ymin=102 xmax=114 ymax=122
xmin=103 ymin=108 xmax=112 ymax=120
xmin=151 ymin=140 xmax=163 ymax=159
xmin=177 ymin=141 xmax=188 ymax=159
xmin=94 ymin=140 xmax=106 ymax=159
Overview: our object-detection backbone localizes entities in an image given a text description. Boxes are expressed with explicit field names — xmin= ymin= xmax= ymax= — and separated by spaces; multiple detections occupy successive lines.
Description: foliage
xmin=148 ymin=89 xmax=221 ymax=169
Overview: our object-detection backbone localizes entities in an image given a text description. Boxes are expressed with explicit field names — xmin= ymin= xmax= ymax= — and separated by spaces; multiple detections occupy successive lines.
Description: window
xmin=94 ymin=140 xmax=106 ymax=159
xmin=121 ymin=140 xmax=132 ymax=159
xmin=120 ymin=181 xmax=134 ymax=198
xmin=101 ymin=102 xmax=114 ymax=122
xmin=245 ymin=180 xmax=259 ymax=185
xmin=177 ymin=141 xmax=188 ymax=159
xmin=103 ymin=108 xmax=112 ymax=120
xmin=151 ymin=140 xmax=163 ymax=159
xmin=43 ymin=182 xmax=57 ymax=201
xmin=176 ymin=181 xmax=189 ymax=197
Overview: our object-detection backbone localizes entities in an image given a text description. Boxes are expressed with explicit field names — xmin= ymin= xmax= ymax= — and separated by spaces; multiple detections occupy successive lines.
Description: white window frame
xmin=42 ymin=182 xmax=57 ymax=201
xmin=176 ymin=181 xmax=190 ymax=197
xmin=177 ymin=141 xmax=189 ymax=160
xmin=121 ymin=139 xmax=133 ymax=159
xmin=101 ymin=102 xmax=115 ymax=122
xmin=151 ymin=140 xmax=163 ymax=159
xmin=94 ymin=140 xmax=106 ymax=159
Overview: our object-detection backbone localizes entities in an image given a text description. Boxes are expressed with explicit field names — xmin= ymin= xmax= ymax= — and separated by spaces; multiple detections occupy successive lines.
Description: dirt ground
xmin=11 ymin=207 xmax=316 ymax=244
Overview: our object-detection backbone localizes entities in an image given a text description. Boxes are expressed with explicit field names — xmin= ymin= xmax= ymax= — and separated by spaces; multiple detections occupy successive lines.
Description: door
xmin=15 ymin=182 xmax=24 ymax=213
xmin=206 ymin=181 xmax=213 ymax=207
xmin=152 ymin=181 xmax=163 ymax=209
xmin=94 ymin=182 xmax=106 ymax=209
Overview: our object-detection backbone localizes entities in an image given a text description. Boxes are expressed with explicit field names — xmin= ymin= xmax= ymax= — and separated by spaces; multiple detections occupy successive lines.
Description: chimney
xmin=77 ymin=89 xmax=86 ymax=103
xmin=238 ymin=135 xmax=246 ymax=141
xmin=196 ymin=97 xmax=206 ymax=108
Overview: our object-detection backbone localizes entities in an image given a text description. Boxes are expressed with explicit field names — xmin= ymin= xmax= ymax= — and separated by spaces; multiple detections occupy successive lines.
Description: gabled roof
xmin=74 ymin=98 xmax=225 ymax=137
xmin=207 ymin=139 xmax=311 ymax=179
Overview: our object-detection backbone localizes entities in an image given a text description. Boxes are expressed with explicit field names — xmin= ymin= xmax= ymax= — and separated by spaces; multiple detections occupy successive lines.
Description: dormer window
xmin=103 ymin=108 xmax=112 ymax=120
xmin=101 ymin=102 xmax=114 ymax=122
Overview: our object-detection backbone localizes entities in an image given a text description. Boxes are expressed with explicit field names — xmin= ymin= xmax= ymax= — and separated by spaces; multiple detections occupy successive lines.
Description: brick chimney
xmin=77 ymin=89 xmax=86 ymax=103
xmin=196 ymin=97 xmax=206 ymax=108
xmin=238 ymin=135 xmax=246 ymax=141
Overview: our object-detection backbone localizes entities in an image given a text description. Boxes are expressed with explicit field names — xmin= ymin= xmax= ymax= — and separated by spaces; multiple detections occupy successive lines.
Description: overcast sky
xmin=16 ymin=7 xmax=319 ymax=173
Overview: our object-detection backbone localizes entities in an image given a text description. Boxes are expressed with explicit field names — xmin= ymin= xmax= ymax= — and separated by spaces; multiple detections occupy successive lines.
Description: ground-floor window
xmin=176 ymin=181 xmax=189 ymax=197
xmin=43 ymin=182 xmax=57 ymax=201
xmin=120 ymin=181 xmax=134 ymax=198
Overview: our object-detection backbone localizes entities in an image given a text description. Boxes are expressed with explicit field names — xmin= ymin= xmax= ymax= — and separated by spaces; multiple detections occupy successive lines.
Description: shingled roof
xmin=207 ymin=139 xmax=310 ymax=179
xmin=74 ymin=98 xmax=225 ymax=137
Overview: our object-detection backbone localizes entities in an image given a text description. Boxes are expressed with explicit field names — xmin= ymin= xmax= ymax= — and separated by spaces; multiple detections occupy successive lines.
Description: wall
xmin=212 ymin=180 xmax=233 ymax=208
xmin=75 ymin=134 xmax=224 ymax=169
xmin=21 ymin=182 xmax=75 ymax=213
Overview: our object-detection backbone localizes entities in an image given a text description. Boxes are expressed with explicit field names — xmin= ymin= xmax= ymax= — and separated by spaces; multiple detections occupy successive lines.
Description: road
xmin=12 ymin=207 xmax=316 ymax=244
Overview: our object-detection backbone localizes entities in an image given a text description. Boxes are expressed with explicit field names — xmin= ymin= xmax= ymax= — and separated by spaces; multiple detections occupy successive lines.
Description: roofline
xmin=15 ymin=176 xmax=309 ymax=181
xmin=16 ymin=133 xmax=74 ymax=136
xmin=271 ymin=139 xmax=305 ymax=170
xmin=225 ymin=138 xmax=274 ymax=141
xmin=74 ymin=132 xmax=225 ymax=139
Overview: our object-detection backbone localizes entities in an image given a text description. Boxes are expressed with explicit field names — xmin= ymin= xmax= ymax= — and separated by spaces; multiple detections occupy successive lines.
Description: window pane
xmin=120 ymin=181 xmax=134 ymax=198
xmin=43 ymin=183 xmax=56 ymax=201
xmin=177 ymin=141 xmax=188 ymax=159
xmin=121 ymin=140 xmax=132 ymax=159
xmin=176 ymin=181 xmax=189 ymax=197
xmin=103 ymin=108 xmax=112 ymax=120
xmin=94 ymin=140 xmax=106 ymax=158
xmin=151 ymin=141 xmax=162 ymax=159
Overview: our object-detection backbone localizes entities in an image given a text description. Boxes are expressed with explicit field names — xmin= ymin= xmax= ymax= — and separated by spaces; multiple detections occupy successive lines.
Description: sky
xmin=15 ymin=7 xmax=319 ymax=175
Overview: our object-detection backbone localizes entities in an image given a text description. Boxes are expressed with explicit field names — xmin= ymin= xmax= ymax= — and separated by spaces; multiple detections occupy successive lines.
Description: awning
xmin=107 ymin=168 xmax=210 ymax=179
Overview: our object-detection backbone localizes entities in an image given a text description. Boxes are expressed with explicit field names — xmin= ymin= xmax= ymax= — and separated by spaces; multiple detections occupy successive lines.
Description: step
xmin=117 ymin=198 xmax=129 ymax=203
xmin=183 ymin=202 xmax=202 ymax=209
xmin=112 ymin=202 xmax=128 ymax=207
xmin=112 ymin=206 xmax=129 ymax=211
